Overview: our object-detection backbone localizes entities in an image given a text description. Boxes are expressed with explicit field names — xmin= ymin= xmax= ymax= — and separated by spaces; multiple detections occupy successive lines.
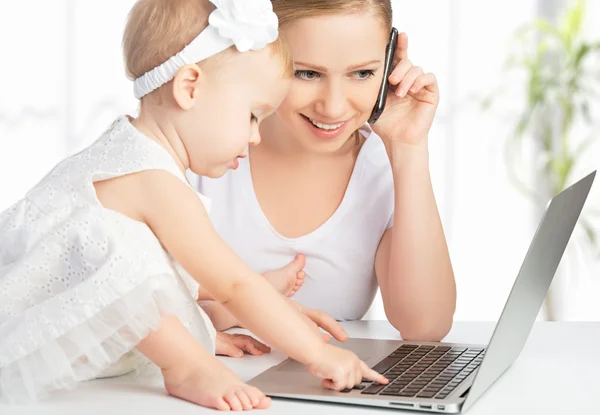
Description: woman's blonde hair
xmin=122 ymin=0 xmax=292 ymax=82
xmin=271 ymin=0 xmax=392 ymax=31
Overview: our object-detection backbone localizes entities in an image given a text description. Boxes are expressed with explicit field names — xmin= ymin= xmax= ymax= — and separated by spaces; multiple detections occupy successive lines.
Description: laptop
xmin=248 ymin=170 xmax=596 ymax=413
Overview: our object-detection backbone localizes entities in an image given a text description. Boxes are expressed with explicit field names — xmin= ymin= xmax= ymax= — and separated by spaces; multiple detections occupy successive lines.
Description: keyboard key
xmin=381 ymin=391 xmax=403 ymax=396
xmin=417 ymin=392 xmax=436 ymax=398
xmin=353 ymin=384 xmax=366 ymax=390
xmin=444 ymin=369 xmax=461 ymax=374
xmin=372 ymin=357 xmax=402 ymax=374
xmin=384 ymin=386 xmax=404 ymax=393
xmin=362 ymin=384 xmax=386 ymax=395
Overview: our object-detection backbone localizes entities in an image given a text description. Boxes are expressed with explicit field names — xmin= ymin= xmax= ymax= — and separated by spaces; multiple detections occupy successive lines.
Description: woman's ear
xmin=172 ymin=63 xmax=204 ymax=110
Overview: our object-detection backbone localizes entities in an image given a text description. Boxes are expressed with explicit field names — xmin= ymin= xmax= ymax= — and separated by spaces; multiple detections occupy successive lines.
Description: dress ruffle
xmin=0 ymin=266 xmax=214 ymax=403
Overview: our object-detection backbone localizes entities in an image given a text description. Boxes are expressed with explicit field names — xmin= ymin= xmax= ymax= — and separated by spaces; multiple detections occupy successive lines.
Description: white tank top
xmin=189 ymin=126 xmax=395 ymax=320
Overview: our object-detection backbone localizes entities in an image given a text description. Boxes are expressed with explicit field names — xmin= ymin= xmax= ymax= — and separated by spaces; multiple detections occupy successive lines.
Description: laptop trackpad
xmin=276 ymin=338 xmax=401 ymax=372
xmin=277 ymin=359 xmax=309 ymax=373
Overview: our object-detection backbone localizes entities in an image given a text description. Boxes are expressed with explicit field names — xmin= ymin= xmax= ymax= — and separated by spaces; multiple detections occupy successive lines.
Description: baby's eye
xmin=351 ymin=70 xmax=375 ymax=80
xmin=251 ymin=113 xmax=258 ymax=122
xmin=295 ymin=70 xmax=321 ymax=80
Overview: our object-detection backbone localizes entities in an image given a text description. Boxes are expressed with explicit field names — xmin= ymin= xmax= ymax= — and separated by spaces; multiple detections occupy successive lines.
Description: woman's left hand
xmin=290 ymin=300 xmax=349 ymax=343
xmin=370 ymin=32 xmax=439 ymax=147
xmin=215 ymin=332 xmax=272 ymax=358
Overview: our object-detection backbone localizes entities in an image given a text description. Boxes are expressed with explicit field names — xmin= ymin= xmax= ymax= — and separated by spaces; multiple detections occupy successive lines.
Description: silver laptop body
xmin=248 ymin=171 xmax=596 ymax=413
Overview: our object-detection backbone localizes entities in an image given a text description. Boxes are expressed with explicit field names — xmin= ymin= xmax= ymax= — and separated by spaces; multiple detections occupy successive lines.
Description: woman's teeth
xmin=309 ymin=118 xmax=344 ymax=130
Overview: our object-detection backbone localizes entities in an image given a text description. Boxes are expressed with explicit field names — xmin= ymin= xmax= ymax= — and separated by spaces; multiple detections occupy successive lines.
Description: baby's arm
xmin=138 ymin=171 xmax=324 ymax=365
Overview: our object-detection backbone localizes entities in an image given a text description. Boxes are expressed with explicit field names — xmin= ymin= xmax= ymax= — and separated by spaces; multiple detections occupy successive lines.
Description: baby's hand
xmin=307 ymin=344 xmax=388 ymax=391
xmin=216 ymin=332 xmax=271 ymax=358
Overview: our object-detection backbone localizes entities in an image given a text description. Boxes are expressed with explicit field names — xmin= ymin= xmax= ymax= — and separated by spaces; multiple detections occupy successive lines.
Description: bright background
xmin=1 ymin=0 xmax=598 ymax=321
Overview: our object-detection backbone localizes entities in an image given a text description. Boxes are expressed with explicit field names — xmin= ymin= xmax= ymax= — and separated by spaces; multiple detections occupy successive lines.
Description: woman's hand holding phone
xmin=369 ymin=31 xmax=440 ymax=149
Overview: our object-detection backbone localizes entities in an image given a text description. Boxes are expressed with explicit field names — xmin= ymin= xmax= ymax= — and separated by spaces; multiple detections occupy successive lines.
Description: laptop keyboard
xmin=348 ymin=344 xmax=484 ymax=400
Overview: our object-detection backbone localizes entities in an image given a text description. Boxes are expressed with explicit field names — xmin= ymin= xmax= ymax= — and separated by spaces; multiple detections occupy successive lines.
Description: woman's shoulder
xmin=357 ymin=124 xmax=393 ymax=180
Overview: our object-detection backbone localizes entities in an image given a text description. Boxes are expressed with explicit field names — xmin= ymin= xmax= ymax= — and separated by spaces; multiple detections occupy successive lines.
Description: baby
xmin=0 ymin=0 xmax=386 ymax=411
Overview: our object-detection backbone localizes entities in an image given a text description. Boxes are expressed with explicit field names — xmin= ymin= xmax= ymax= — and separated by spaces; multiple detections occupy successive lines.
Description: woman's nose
xmin=315 ymin=80 xmax=347 ymax=120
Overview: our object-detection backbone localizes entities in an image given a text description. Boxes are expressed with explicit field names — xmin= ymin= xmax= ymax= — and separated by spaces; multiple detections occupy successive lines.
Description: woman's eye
xmin=295 ymin=70 xmax=321 ymax=80
xmin=352 ymin=69 xmax=375 ymax=80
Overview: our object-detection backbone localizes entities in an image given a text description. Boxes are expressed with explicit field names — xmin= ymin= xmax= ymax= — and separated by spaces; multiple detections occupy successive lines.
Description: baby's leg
xmin=197 ymin=254 xmax=305 ymax=300
xmin=136 ymin=316 xmax=270 ymax=410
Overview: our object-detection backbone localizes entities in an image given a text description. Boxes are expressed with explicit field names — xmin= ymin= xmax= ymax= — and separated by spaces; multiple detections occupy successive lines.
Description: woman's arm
xmin=374 ymin=142 xmax=455 ymax=341
xmin=370 ymin=33 xmax=456 ymax=341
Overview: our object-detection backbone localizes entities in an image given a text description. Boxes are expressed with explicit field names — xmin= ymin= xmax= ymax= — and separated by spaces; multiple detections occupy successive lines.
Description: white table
xmin=2 ymin=321 xmax=598 ymax=415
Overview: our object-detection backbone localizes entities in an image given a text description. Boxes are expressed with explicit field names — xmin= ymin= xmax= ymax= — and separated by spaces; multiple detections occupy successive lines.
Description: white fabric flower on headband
xmin=133 ymin=0 xmax=280 ymax=99
xmin=209 ymin=0 xmax=279 ymax=52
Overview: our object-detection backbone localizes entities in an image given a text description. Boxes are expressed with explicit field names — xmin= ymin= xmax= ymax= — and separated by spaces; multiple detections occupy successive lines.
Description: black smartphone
xmin=368 ymin=27 xmax=398 ymax=125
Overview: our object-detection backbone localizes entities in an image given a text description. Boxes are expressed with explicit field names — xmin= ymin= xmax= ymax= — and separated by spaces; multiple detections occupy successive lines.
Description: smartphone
xmin=368 ymin=27 xmax=398 ymax=125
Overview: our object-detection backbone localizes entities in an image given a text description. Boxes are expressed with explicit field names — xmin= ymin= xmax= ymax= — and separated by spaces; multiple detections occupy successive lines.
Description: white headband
xmin=133 ymin=0 xmax=279 ymax=99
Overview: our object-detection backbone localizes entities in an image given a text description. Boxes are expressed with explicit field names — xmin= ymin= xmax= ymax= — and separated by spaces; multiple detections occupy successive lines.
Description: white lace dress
xmin=0 ymin=116 xmax=216 ymax=403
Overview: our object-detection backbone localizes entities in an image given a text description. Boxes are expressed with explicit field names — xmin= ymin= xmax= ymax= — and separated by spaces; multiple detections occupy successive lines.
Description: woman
xmin=192 ymin=0 xmax=456 ymax=342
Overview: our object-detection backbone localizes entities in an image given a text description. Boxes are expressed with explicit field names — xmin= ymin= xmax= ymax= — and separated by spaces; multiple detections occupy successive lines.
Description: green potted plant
xmin=483 ymin=0 xmax=600 ymax=320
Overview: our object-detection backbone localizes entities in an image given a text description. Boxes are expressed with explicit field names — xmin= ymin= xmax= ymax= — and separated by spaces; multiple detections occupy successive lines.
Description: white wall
xmin=1 ymin=1 xmax=598 ymax=322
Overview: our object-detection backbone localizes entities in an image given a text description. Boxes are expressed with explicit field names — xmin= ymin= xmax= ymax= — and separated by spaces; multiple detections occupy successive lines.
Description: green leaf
xmin=534 ymin=18 xmax=561 ymax=38
xmin=514 ymin=113 xmax=530 ymax=137
xmin=590 ymin=41 xmax=600 ymax=51
xmin=574 ymin=43 xmax=591 ymax=66
xmin=581 ymin=101 xmax=591 ymax=123
xmin=569 ymin=0 xmax=585 ymax=35
xmin=560 ymin=0 xmax=585 ymax=50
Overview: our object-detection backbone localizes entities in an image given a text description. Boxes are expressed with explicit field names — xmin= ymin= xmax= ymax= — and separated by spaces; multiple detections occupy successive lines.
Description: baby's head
xmin=123 ymin=0 xmax=292 ymax=177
